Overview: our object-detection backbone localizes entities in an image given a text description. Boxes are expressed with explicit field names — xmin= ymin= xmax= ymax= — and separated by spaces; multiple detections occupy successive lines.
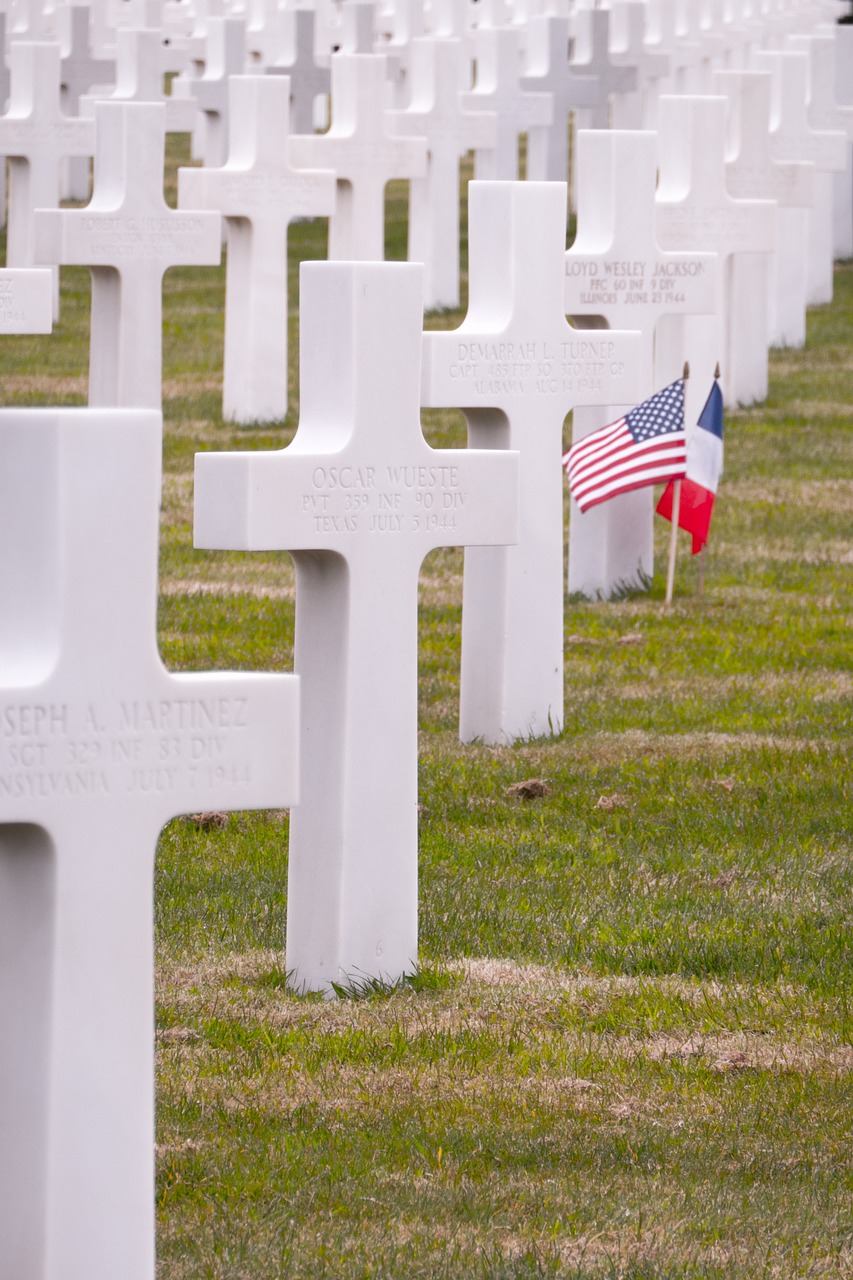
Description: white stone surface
xmin=0 ymin=269 xmax=53 ymax=333
xmin=715 ymin=68 xmax=813 ymax=395
xmin=179 ymin=76 xmax=336 ymax=423
xmin=60 ymin=7 xmax=116 ymax=108
xmin=571 ymin=8 xmax=638 ymax=129
xmin=388 ymin=35 xmax=496 ymax=309
xmin=265 ymin=9 xmax=331 ymax=134
xmin=80 ymin=25 xmax=196 ymax=133
xmin=182 ymin=16 xmax=247 ymax=166
xmin=565 ymin=130 xmax=717 ymax=600
xmin=0 ymin=13 xmax=8 ymax=232
xmin=753 ymin=49 xmax=846 ymax=311
xmin=195 ymin=261 xmax=518 ymax=991
xmin=520 ymin=14 xmax=600 ymax=182
xmin=35 ymin=102 xmax=221 ymax=410
xmin=60 ymin=4 xmax=116 ymax=201
xmin=0 ymin=406 xmax=299 ymax=1280
xmin=423 ymin=182 xmax=642 ymax=740
xmin=461 ymin=26 xmax=551 ymax=179
xmin=290 ymin=53 xmax=426 ymax=262
xmin=335 ymin=0 xmax=376 ymax=54
xmin=0 ymin=42 xmax=95 ymax=318
xmin=246 ymin=0 xmax=284 ymax=67
xmin=655 ymin=94 xmax=776 ymax=423
xmin=609 ymin=0 xmax=670 ymax=129
xmin=836 ymin=23 xmax=853 ymax=259
xmin=383 ymin=0 xmax=425 ymax=106
xmin=787 ymin=31 xmax=853 ymax=281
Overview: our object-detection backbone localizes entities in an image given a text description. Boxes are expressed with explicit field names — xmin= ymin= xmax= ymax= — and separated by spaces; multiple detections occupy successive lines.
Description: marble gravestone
xmin=0 ymin=406 xmax=299 ymax=1280
xmin=786 ymin=33 xmax=853 ymax=299
xmin=520 ymin=14 xmax=601 ymax=183
xmin=461 ymin=26 xmax=551 ymax=180
xmin=571 ymin=7 xmax=638 ymax=130
xmin=0 ymin=12 xmax=7 ymax=233
xmin=35 ymin=101 xmax=221 ymax=410
xmin=0 ymin=41 xmax=94 ymax=319
xmin=265 ymin=8 xmax=331 ymax=135
xmin=334 ymin=1 xmax=376 ymax=56
xmin=0 ymin=268 xmax=53 ymax=334
xmin=179 ymin=76 xmax=336 ymax=424
xmin=246 ymin=0 xmax=283 ymax=67
xmin=182 ymin=16 xmax=247 ymax=167
xmin=388 ymin=36 xmax=497 ymax=310
xmin=60 ymin=3 xmax=116 ymax=202
xmin=715 ymin=68 xmax=813 ymax=404
xmin=654 ymin=94 xmax=776 ymax=425
xmin=564 ymin=130 xmax=717 ymax=601
xmin=80 ymin=24 xmax=196 ymax=134
xmin=834 ymin=21 xmax=853 ymax=260
xmin=609 ymin=0 xmax=670 ymax=130
xmin=753 ymin=49 xmax=846 ymax=336
xmin=383 ymin=0 xmax=424 ymax=107
xmin=423 ymin=182 xmax=642 ymax=743
xmin=289 ymin=53 xmax=427 ymax=262
xmin=195 ymin=261 xmax=519 ymax=992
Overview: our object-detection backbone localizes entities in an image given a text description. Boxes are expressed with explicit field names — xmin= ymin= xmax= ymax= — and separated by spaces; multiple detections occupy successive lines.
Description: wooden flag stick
xmin=665 ymin=480 xmax=681 ymax=606
xmin=665 ymin=361 xmax=690 ymax=607
xmin=696 ymin=365 xmax=720 ymax=600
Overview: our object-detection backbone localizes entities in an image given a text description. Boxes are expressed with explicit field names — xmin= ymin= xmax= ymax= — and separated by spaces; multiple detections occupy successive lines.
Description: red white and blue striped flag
xmin=562 ymin=379 xmax=688 ymax=513
xmin=657 ymin=379 xmax=724 ymax=554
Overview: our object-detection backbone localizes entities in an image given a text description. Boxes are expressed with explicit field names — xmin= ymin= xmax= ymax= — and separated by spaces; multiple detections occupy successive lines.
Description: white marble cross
xmin=266 ymin=8 xmax=331 ymax=134
xmin=0 ymin=41 xmax=95 ymax=318
xmin=520 ymin=15 xmax=601 ymax=182
xmin=571 ymin=7 xmax=638 ymax=129
xmin=786 ymin=33 xmax=853 ymax=302
xmin=290 ymin=52 xmax=427 ymax=261
xmin=835 ymin=21 xmax=853 ymax=260
xmin=179 ymin=76 xmax=335 ymax=424
xmin=35 ymin=101 xmax=221 ymax=410
xmin=0 ymin=405 xmax=298 ymax=1280
xmin=335 ymin=0 xmax=376 ymax=54
xmin=388 ymin=35 xmax=497 ymax=309
xmin=383 ymin=0 xmax=425 ymax=106
xmin=246 ymin=0 xmax=283 ymax=67
xmin=61 ymin=5 xmax=116 ymax=112
xmin=752 ymin=49 xmax=847 ymax=331
xmin=565 ymin=130 xmax=717 ymax=600
xmin=461 ymin=25 xmax=551 ymax=179
xmin=0 ymin=12 xmax=7 ymax=231
xmin=655 ymin=94 xmax=776 ymax=424
xmin=60 ymin=4 xmax=116 ymax=200
xmin=715 ymin=68 xmax=813 ymax=398
xmin=183 ymin=16 xmax=247 ymax=166
xmin=0 ymin=268 xmax=53 ymax=334
xmin=609 ymin=0 xmax=670 ymax=128
xmin=195 ymin=261 xmax=518 ymax=992
xmin=80 ymin=24 xmax=196 ymax=133
xmin=423 ymin=182 xmax=642 ymax=743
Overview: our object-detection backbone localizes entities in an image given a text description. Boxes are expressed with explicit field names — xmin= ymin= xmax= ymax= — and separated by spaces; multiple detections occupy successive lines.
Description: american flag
xmin=563 ymin=379 xmax=687 ymax=513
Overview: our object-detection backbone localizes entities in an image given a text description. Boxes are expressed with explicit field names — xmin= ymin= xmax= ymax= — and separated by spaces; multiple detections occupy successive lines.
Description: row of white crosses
xmin=8 ymin=32 xmax=850 ymax=595
xmin=1 ymin=0 xmax=849 ymax=335
xmin=1 ymin=9 xmax=851 ymax=1278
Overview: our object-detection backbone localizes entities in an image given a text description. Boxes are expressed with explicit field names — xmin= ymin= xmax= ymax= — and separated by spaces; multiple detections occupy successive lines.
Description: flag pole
xmin=665 ymin=362 xmax=689 ymax=607
xmin=696 ymin=364 xmax=720 ymax=600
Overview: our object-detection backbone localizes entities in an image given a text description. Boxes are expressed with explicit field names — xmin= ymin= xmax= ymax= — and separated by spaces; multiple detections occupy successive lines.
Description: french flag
xmin=657 ymin=380 xmax=724 ymax=555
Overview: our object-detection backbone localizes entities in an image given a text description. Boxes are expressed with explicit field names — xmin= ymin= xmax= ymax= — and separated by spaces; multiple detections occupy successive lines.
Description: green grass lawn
xmin=2 ymin=140 xmax=852 ymax=1277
